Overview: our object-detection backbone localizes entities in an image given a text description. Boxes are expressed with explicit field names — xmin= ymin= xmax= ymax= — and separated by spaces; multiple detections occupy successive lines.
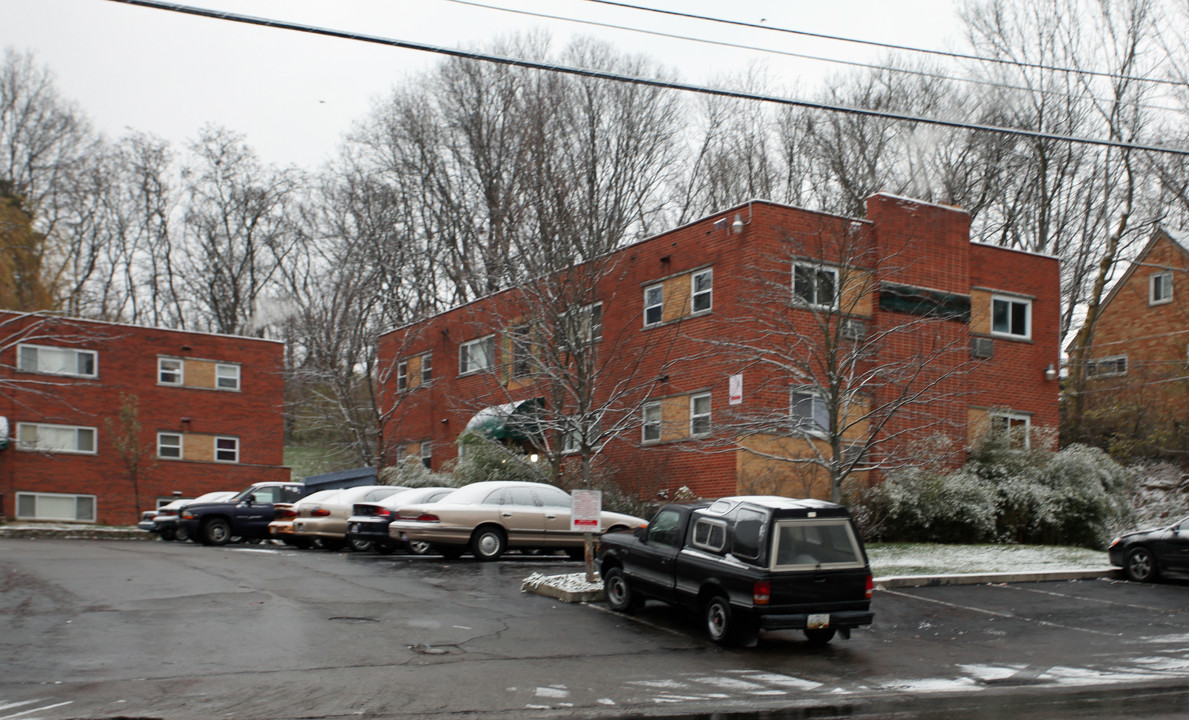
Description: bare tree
xmin=179 ymin=125 xmax=302 ymax=335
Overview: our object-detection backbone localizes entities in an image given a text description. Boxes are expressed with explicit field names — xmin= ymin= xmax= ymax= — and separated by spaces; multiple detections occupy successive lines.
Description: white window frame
xmin=1086 ymin=355 xmax=1127 ymax=378
xmin=562 ymin=417 xmax=601 ymax=455
xmin=215 ymin=363 xmax=240 ymax=391
xmin=991 ymin=295 xmax=1032 ymax=341
xmin=690 ymin=392 xmax=712 ymax=436
xmin=643 ymin=284 xmax=664 ymax=327
xmin=158 ymin=432 xmax=183 ymax=459
xmin=16 ymin=422 xmax=97 ymax=455
xmin=420 ymin=441 xmax=432 ymax=469
xmin=459 ymin=335 xmax=495 ymax=376
xmin=397 ymin=360 xmax=409 ymax=391
xmin=690 ymin=517 xmax=728 ymax=552
xmin=158 ymin=357 xmax=183 ymax=385
xmin=421 ymin=352 xmax=433 ymax=383
xmin=1150 ymin=271 xmax=1173 ymax=306
xmin=989 ymin=411 xmax=1031 ymax=448
xmin=793 ymin=263 xmax=838 ymax=309
xmin=18 ymin=344 xmax=98 ymax=378
xmin=642 ymin=401 xmax=661 ymax=443
xmin=214 ymin=436 xmax=240 ymax=463
xmin=790 ymin=390 xmax=829 ymax=435
xmin=691 ymin=268 xmax=713 ymax=314
xmin=15 ymin=491 xmax=97 ymax=522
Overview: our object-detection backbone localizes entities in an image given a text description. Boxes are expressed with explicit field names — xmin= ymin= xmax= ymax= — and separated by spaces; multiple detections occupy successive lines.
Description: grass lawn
xmin=868 ymin=542 xmax=1113 ymax=577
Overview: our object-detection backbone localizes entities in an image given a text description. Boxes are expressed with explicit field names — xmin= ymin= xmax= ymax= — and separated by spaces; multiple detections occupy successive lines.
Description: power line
xmin=583 ymin=0 xmax=1182 ymax=89
xmin=102 ymin=0 xmax=1189 ymax=157
xmin=442 ymin=0 xmax=1182 ymax=115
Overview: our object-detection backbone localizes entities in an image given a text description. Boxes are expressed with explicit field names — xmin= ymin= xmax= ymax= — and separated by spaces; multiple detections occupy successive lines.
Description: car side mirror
xmin=246 ymin=493 xmax=256 ymax=505
xmin=634 ymin=525 xmax=648 ymax=542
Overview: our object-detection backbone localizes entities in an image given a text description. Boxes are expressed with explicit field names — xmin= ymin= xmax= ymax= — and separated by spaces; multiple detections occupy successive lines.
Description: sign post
xmin=571 ymin=489 xmax=602 ymax=581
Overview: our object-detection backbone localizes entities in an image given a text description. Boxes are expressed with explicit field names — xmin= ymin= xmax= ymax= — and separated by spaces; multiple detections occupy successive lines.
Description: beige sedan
xmin=387 ymin=480 xmax=646 ymax=561
xmin=291 ymin=485 xmax=408 ymax=551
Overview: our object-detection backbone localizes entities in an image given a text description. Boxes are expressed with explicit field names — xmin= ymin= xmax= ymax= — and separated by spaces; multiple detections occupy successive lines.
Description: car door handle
xmin=546 ymin=514 xmax=558 ymax=520
xmin=502 ymin=512 xmax=513 ymax=518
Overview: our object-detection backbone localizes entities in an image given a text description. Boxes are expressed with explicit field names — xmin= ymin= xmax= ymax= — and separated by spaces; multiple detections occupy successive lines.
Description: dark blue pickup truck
xmin=598 ymin=496 xmax=874 ymax=646
xmin=178 ymin=482 xmax=306 ymax=546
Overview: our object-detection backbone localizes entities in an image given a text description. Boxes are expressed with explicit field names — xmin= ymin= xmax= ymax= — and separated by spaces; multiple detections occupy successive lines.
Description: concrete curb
xmin=875 ymin=567 xmax=1121 ymax=588
xmin=0 ymin=525 xmax=151 ymax=540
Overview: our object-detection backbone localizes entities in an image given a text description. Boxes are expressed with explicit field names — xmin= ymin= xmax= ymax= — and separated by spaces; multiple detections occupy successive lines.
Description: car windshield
xmin=771 ymin=519 xmax=865 ymax=570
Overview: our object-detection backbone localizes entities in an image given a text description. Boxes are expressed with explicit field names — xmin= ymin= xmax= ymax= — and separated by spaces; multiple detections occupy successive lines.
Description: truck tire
xmin=471 ymin=526 xmax=506 ymax=561
xmin=158 ymin=527 xmax=176 ymax=542
xmin=604 ymin=567 xmax=641 ymax=613
xmin=175 ymin=526 xmax=190 ymax=543
xmin=201 ymin=518 xmax=232 ymax=546
xmin=704 ymin=595 xmax=737 ymax=645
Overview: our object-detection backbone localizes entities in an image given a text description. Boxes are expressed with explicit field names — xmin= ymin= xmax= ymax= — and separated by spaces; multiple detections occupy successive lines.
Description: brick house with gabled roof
xmin=1067 ymin=229 xmax=1189 ymax=456
xmin=377 ymin=194 xmax=1061 ymax=501
xmin=0 ymin=312 xmax=290 ymax=524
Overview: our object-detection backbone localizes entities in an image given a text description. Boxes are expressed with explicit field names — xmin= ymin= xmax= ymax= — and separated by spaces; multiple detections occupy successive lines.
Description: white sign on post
xmin=571 ymin=489 xmax=602 ymax=532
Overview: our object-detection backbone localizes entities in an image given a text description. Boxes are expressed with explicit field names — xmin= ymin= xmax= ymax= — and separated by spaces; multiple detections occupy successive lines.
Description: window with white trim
xmin=1151 ymin=271 xmax=1173 ymax=305
xmin=791 ymin=390 xmax=828 ymax=433
xmin=562 ymin=418 xmax=601 ymax=454
xmin=991 ymin=295 xmax=1031 ymax=340
xmin=420 ymin=441 xmax=432 ymax=469
xmin=691 ymin=268 xmax=713 ymax=314
xmin=158 ymin=432 xmax=183 ymax=459
xmin=158 ymin=358 xmax=183 ymax=385
xmin=793 ymin=263 xmax=838 ymax=308
xmin=510 ymin=323 xmax=533 ymax=378
xmin=989 ymin=411 xmax=1030 ymax=448
xmin=18 ymin=344 xmax=97 ymax=378
xmin=1086 ymin=355 xmax=1127 ymax=378
xmin=643 ymin=284 xmax=664 ymax=327
xmin=690 ymin=392 xmax=711 ymax=436
xmin=691 ymin=517 xmax=727 ymax=552
xmin=215 ymin=436 xmax=239 ymax=463
xmin=16 ymin=422 xmax=96 ymax=454
xmin=459 ymin=335 xmax=495 ymax=375
xmin=215 ymin=363 xmax=240 ymax=391
xmin=421 ymin=352 xmax=433 ymax=383
xmin=642 ymin=401 xmax=661 ymax=443
xmin=16 ymin=492 xmax=96 ymax=522
xmin=397 ymin=361 xmax=409 ymax=391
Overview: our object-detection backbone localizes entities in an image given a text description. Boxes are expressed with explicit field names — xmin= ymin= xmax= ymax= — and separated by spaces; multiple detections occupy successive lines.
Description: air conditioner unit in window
xmin=971 ymin=337 xmax=993 ymax=359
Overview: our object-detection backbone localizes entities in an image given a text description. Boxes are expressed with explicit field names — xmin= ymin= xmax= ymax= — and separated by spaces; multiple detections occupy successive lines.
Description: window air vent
xmin=971 ymin=337 xmax=993 ymax=359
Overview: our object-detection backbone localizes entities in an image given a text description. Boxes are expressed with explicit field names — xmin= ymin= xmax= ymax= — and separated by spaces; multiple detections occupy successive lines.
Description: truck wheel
xmin=202 ymin=518 xmax=232 ymax=546
xmin=704 ymin=595 xmax=737 ymax=645
xmin=159 ymin=527 xmax=176 ymax=542
xmin=804 ymin=627 xmax=837 ymax=646
xmin=1125 ymin=546 xmax=1158 ymax=582
xmin=471 ymin=526 xmax=506 ymax=561
xmin=176 ymin=526 xmax=190 ymax=543
xmin=604 ymin=567 xmax=640 ymax=613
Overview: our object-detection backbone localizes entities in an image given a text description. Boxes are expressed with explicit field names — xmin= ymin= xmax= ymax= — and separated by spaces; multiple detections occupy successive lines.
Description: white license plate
xmin=807 ymin=613 xmax=831 ymax=629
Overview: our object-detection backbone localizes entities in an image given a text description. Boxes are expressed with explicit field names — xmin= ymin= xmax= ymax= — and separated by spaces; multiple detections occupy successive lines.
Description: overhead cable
xmin=582 ymin=0 xmax=1182 ymax=88
xmin=443 ymin=0 xmax=1181 ymax=115
xmin=102 ymin=0 xmax=1189 ymax=156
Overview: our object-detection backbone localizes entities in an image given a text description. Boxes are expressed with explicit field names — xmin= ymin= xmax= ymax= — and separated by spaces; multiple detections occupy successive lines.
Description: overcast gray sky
xmin=3 ymin=0 xmax=963 ymax=170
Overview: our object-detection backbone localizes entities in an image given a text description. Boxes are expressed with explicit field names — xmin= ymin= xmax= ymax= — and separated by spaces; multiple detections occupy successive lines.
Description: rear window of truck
xmin=771 ymin=519 xmax=865 ymax=570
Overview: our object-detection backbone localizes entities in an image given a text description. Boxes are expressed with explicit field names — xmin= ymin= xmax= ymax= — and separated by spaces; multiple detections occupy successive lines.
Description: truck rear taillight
xmin=865 ymin=574 xmax=874 ymax=600
xmin=753 ymin=580 xmax=770 ymax=605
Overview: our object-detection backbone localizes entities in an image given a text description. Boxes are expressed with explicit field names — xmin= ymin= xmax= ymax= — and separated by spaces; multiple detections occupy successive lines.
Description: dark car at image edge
xmin=1109 ymin=515 xmax=1189 ymax=582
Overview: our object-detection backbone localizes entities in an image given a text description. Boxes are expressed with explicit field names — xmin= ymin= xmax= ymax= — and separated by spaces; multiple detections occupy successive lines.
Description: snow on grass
xmin=868 ymin=543 xmax=1111 ymax=576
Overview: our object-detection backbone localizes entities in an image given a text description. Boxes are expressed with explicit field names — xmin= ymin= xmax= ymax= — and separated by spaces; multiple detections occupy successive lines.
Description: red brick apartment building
xmin=1069 ymin=229 xmax=1189 ymax=446
xmin=0 ymin=312 xmax=289 ymax=524
xmin=378 ymin=194 xmax=1060 ymax=501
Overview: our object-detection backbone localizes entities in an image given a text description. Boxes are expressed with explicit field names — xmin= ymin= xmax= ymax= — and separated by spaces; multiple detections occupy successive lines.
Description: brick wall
xmin=0 ymin=313 xmax=289 ymax=524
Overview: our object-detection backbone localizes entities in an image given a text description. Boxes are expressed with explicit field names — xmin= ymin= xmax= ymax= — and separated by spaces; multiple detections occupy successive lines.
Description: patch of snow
xmin=521 ymin=572 xmax=602 ymax=593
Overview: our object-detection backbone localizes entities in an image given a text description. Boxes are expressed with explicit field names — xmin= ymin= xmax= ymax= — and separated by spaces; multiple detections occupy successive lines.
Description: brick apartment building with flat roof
xmin=377 ymin=194 xmax=1061 ymax=501
xmin=0 ymin=312 xmax=289 ymax=524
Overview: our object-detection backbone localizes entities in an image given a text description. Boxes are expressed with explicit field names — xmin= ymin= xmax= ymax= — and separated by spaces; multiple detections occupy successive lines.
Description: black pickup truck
xmin=178 ymin=482 xmax=307 ymax=546
xmin=598 ymin=496 xmax=874 ymax=646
